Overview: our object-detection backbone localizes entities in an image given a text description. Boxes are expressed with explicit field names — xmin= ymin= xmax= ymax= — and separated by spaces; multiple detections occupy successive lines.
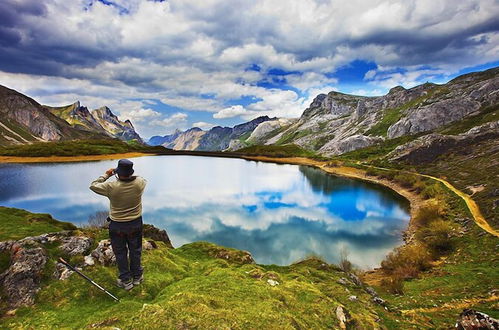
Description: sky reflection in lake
xmin=0 ymin=155 xmax=410 ymax=268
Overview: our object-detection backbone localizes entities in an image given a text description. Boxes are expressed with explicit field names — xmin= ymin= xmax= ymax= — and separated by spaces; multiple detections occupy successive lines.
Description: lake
xmin=0 ymin=155 xmax=410 ymax=268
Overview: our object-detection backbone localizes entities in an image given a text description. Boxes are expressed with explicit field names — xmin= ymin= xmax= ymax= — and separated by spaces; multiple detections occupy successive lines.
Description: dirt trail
xmin=401 ymin=295 xmax=499 ymax=315
xmin=365 ymin=164 xmax=499 ymax=237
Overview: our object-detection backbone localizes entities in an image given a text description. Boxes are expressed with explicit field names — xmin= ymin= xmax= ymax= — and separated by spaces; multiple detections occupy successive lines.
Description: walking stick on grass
xmin=58 ymin=257 xmax=120 ymax=302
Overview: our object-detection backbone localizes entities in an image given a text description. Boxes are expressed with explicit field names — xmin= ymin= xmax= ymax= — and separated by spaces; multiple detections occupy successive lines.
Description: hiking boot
xmin=117 ymin=278 xmax=133 ymax=291
xmin=132 ymin=274 xmax=144 ymax=286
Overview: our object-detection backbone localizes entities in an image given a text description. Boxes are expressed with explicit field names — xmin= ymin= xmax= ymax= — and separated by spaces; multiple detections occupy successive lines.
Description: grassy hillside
xmin=0 ymin=208 xmax=391 ymax=329
xmin=0 ymin=139 xmax=167 ymax=157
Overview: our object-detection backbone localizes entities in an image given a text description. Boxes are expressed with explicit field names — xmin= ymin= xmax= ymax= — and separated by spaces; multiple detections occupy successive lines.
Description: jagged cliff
xmin=47 ymin=103 xmax=143 ymax=143
xmin=0 ymin=85 xmax=144 ymax=146
xmin=0 ymin=86 xmax=105 ymax=146
xmin=251 ymin=67 xmax=498 ymax=156
xmin=91 ymin=106 xmax=143 ymax=143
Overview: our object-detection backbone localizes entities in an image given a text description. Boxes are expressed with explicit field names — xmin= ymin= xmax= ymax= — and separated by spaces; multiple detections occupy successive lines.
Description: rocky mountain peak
xmin=388 ymin=86 xmax=406 ymax=94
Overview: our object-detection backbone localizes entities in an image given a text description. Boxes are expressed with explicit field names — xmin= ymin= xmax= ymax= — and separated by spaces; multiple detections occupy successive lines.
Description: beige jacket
xmin=89 ymin=174 xmax=147 ymax=222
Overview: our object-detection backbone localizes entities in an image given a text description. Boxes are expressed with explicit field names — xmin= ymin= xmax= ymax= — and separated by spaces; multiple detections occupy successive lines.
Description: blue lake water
xmin=0 ymin=155 xmax=410 ymax=268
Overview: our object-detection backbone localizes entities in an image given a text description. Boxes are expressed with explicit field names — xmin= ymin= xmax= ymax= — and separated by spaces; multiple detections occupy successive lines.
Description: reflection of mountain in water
xmin=298 ymin=165 xmax=410 ymax=212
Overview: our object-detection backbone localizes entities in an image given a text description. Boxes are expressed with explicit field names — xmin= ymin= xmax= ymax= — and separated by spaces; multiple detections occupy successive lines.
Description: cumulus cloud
xmin=213 ymin=105 xmax=249 ymax=119
xmin=192 ymin=121 xmax=216 ymax=130
xmin=0 ymin=0 xmax=497 ymax=136
xmin=151 ymin=112 xmax=188 ymax=128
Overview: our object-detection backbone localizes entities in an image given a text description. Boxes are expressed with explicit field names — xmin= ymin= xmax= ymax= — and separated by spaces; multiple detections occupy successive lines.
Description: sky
xmin=0 ymin=0 xmax=498 ymax=139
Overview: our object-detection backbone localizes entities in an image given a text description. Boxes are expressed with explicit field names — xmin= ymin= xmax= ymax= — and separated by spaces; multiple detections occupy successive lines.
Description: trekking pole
xmin=58 ymin=257 xmax=120 ymax=302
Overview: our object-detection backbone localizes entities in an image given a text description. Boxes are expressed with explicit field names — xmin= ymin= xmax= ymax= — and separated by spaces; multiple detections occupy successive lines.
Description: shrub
xmin=86 ymin=211 xmax=109 ymax=228
xmin=338 ymin=247 xmax=353 ymax=273
xmin=416 ymin=220 xmax=455 ymax=256
xmin=421 ymin=182 xmax=446 ymax=199
xmin=381 ymin=274 xmax=404 ymax=294
xmin=412 ymin=199 xmax=447 ymax=227
xmin=393 ymin=173 xmax=418 ymax=188
xmin=381 ymin=243 xmax=432 ymax=278
xmin=365 ymin=168 xmax=378 ymax=177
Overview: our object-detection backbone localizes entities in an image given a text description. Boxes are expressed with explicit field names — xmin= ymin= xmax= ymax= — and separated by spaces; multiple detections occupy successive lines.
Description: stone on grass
xmin=267 ymin=279 xmax=279 ymax=286
xmin=59 ymin=236 xmax=93 ymax=256
xmin=455 ymin=309 xmax=499 ymax=329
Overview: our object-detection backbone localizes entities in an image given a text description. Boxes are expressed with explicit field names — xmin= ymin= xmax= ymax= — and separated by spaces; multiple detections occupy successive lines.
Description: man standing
xmin=89 ymin=159 xmax=147 ymax=291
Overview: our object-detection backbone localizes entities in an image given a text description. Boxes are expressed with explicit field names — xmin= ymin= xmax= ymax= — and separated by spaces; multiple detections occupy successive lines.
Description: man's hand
xmin=105 ymin=168 xmax=115 ymax=176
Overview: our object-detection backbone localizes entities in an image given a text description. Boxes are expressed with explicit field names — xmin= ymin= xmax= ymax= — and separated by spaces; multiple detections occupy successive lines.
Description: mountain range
xmin=148 ymin=116 xmax=274 ymax=151
xmin=0 ymin=85 xmax=142 ymax=146
xmin=147 ymin=67 xmax=498 ymax=155
xmin=1 ymin=67 xmax=497 ymax=154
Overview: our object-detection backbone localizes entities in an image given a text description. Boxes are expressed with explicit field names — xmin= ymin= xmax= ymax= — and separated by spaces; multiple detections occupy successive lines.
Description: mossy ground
xmin=0 ymin=139 xmax=166 ymax=157
xmin=0 ymin=207 xmax=76 ymax=241
xmin=0 ymin=210 xmax=386 ymax=329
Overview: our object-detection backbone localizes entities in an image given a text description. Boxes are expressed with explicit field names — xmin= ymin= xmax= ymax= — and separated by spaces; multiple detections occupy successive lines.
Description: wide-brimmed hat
xmin=115 ymin=159 xmax=134 ymax=177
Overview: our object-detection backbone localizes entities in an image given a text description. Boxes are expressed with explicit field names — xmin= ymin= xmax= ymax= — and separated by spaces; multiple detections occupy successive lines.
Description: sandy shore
xmin=0 ymin=152 xmax=151 ymax=163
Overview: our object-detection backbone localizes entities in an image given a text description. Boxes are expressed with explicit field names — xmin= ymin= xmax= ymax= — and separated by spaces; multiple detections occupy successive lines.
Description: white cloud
xmin=151 ymin=112 xmax=188 ymax=128
xmin=213 ymin=105 xmax=249 ymax=119
xmin=119 ymin=108 xmax=161 ymax=122
xmin=1 ymin=0 xmax=498 ymax=137
xmin=192 ymin=121 xmax=216 ymax=130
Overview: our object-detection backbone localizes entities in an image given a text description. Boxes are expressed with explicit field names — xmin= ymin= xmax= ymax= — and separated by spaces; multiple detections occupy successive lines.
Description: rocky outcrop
xmin=322 ymin=134 xmax=383 ymax=155
xmin=388 ymin=121 xmax=499 ymax=163
xmin=225 ymin=139 xmax=246 ymax=152
xmin=0 ymin=223 xmax=171 ymax=307
xmin=143 ymin=224 xmax=174 ymax=248
xmin=59 ymin=236 xmax=93 ymax=256
xmin=0 ymin=239 xmax=47 ymax=307
xmin=455 ymin=309 xmax=499 ymax=329
xmin=246 ymin=118 xmax=297 ymax=145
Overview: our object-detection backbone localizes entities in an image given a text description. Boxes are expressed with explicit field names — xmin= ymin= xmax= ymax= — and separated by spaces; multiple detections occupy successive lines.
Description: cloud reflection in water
xmin=0 ymin=156 xmax=409 ymax=268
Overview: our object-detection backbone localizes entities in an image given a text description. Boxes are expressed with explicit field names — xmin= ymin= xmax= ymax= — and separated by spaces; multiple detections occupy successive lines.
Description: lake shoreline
xmin=0 ymin=152 xmax=151 ymax=163
xmin=240 ymin=156 xmax=424 ymax=238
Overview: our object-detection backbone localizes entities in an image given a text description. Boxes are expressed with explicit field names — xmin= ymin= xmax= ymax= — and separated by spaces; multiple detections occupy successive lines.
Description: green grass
xmin=0 ymin=207 xmax=76 ymax=241
xmin=0 ymin=139 xmax=166 ymax=157
xmin=275 ymin=129 xmax=312 ymax=145
xmin=366 ymin=106 xmax=405 ymax=137
xmin=335 ymin=134 xmax=421 ymax=162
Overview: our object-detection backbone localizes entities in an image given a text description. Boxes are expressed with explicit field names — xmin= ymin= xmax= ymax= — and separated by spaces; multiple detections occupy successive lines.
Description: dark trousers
xmin=108 ymin=216 xmax=143 ymax=281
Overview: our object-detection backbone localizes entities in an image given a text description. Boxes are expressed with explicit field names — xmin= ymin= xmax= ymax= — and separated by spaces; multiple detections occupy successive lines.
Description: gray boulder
xmin=0 ymin=239 xmax=47 ymax=307
xmin=59 ymin=236 xmax=93 ymax=256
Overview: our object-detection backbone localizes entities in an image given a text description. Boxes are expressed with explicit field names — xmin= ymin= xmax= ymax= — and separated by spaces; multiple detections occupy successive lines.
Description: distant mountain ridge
xmin=148 ymin=116 xmax=274 ymax=151
xmin=0 ymin=84 xmax=143 ymax=146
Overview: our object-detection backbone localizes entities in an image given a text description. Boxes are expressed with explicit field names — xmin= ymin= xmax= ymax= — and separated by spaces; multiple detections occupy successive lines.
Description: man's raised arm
xmin=89 ymin=168 xmax=114 ymax=197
